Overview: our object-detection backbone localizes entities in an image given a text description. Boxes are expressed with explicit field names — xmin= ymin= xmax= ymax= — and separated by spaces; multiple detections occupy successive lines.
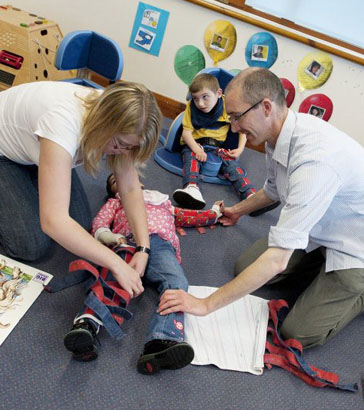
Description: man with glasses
xmin=159 ymin=67 xmax=364 ymax=349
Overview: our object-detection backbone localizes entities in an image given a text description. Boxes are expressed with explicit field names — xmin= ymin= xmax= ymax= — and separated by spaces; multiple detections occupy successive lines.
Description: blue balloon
xmin=245 ymin=32 xmax=278 ymax=68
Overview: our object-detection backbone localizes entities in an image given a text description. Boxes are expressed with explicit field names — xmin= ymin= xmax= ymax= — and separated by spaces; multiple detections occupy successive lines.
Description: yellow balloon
xmin=204 ymin=20 xmax=237 ymax=66
xmin=297 ymin=51 xmax=333 ymax=91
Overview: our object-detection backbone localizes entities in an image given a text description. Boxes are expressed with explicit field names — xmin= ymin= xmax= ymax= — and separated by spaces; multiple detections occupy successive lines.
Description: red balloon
xmin=298 ymin=94 xmax=333 ymax=122
xmin=280 ymin=78 xmax=295 ymax=107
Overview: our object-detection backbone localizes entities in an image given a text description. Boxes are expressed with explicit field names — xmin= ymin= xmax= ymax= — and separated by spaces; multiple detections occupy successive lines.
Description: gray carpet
xmin=0 ymin=120 xmax=363 ymax=410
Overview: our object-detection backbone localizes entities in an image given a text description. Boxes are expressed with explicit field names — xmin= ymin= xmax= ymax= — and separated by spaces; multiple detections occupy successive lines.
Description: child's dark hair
xmin=106 ymin=173 xmax=115 ymax=198
xmin=189 ymin=73 xmax=220 ymax=94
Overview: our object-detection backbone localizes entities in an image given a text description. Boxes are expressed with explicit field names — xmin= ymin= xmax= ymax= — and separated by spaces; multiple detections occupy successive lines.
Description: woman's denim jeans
xmin=0 ymin=156 xmax=91 ymax=261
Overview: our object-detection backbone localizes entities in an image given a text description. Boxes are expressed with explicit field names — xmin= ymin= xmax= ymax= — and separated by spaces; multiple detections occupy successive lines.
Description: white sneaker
xmin=173 ymin=184 xmax=206 ymax=210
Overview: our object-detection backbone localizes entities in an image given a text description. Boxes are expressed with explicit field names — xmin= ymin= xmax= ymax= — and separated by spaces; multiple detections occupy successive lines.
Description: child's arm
xmin=91 ymin=199 xmax=126 ymax=246
xmin=95 ymin=229 xmax=127 ymax=246
xmin=182 ymin=129 xmax=207 ymax=162
xmin=227 ymin=133 xmax=247 ymax=159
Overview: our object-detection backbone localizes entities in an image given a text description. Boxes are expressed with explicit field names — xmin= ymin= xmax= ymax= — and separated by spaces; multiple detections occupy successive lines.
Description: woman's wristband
xmin=135 ymin=246 xmax=150 ymax=255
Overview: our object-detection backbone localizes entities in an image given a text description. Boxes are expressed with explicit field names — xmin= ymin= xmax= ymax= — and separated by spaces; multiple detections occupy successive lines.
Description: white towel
xmin=184 ymin=286 xmax=269 ymax=375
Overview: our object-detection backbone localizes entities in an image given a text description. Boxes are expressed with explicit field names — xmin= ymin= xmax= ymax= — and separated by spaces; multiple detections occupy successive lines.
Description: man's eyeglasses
xmin=229 ymin=99 xmax=263 ymax=123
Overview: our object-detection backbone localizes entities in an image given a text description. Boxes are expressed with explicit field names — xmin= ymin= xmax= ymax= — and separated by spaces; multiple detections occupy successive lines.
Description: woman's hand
xmin=129 ymin=251 xmax=149 ymax=277
xmin=111 ymin=262 xmax=144 ymax=298
xmin=158 ymin=289 xmax=209 ymax=316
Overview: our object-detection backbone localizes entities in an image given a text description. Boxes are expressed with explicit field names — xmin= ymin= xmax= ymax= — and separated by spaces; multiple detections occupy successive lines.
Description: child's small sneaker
xmin=173 ymin=185 xmax=206 ymax=210
xmin=137 ymin=339 xmax=194 ymax=375
xmin=64 ymin=319 xmax=99 ymax=362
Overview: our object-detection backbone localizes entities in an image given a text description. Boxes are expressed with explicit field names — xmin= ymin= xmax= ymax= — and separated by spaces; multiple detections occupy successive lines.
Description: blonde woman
xmin=0 ymin=80 xmax=162 ymax=298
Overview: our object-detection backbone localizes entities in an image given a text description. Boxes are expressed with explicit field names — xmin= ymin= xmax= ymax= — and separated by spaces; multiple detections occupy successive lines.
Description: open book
xmin=184 ymin=286 xmax=269 ymax=375
xmin=0 ymin=254 xmax=53 ymax=345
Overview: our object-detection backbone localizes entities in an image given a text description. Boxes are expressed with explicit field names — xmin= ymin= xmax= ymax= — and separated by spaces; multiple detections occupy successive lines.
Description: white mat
xmin=185 ymin=286 xmax=269 ymax=375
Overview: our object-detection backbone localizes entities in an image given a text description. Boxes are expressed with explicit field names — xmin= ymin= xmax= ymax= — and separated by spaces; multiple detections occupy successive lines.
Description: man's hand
xmin=219 ymin=205 xmax=240 ymax=226
xmin=129 ymin=251 xmax=149 ymax=277
xmin=158 ymin=289 xmax=209 ymax=316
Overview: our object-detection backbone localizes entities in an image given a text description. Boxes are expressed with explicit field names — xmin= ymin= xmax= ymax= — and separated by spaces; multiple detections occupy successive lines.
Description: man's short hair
xmin=189 ymin=73 xmax=220 ymax=94
xmin=226 ymin=68 xmax=286 ymax=108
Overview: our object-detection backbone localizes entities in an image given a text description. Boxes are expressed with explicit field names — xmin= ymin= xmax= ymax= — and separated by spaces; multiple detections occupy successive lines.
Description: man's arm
xmin=220 ymin=188 xmax=276 ymax=226
xmin=158 ymin=247 xmax=294 ymax=316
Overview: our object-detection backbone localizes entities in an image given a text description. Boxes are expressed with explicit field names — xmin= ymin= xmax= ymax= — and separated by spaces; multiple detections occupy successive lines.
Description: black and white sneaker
xmin=173 ymin=185 xmax=206 ymax=210
xmin=137 ymin=339 xmax=194 ymax=375
xmin=64 ymin=319 xmax=99 ymax=362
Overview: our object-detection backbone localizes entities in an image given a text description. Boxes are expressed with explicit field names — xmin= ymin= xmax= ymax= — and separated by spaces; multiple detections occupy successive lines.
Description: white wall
xmin=8 ymin=0 xmax=364 ymax=146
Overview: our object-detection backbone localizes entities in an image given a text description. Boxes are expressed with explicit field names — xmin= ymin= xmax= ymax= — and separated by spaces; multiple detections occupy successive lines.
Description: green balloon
xmin=229 ymin=68 xmax=242 ymax=75
xmin=174 ymin=45 xmax=205 ymax=85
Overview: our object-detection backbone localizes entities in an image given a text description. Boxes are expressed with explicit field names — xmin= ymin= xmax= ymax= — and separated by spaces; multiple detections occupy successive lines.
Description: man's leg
xmin=234 ymin=236 xmax=324 ymax=281
xmin=281 ymin=266 xmax=364 ymax=348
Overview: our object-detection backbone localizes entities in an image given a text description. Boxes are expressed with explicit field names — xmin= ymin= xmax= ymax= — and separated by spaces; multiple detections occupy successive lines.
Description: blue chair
xmin=154 ymin=67 xmax=239 ymax=185
xmin=55 ymin=30 xmax=123 ymax=89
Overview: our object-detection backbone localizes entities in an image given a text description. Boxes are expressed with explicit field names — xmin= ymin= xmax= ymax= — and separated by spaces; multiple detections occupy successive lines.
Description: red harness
xmin=264 ymin=299 xmax=358 ymax=392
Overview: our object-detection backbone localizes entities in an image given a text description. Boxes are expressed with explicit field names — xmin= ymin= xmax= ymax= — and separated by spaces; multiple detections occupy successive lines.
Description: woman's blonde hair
xmin=80 ymin=81 xmax=162 ymax=175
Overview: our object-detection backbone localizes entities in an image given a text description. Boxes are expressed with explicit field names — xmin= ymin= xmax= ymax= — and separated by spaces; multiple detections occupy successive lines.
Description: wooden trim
xmin=153 ymin=91 xmax=186 ymax=119
xmin=184 ymin=0 xmax=364 ymax=66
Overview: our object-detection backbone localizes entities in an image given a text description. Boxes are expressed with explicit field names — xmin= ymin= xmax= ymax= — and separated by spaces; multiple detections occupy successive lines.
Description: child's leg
xmin=143 ymin=236 xmax=188 ymax=343
xmin=181 ymin=145 xmax=200 ymax=187
xmin=64 ymin=249 xmax=133 ymax=361
xmin=173 ymin=146 xmax=206 ymax=209
xmin=63 ymin=305 xmax=101 ymax=362
xmin=137 ymin=235 xmax=194 ymax=374
xmin=219 ymin=157 xmax=256 ymax=200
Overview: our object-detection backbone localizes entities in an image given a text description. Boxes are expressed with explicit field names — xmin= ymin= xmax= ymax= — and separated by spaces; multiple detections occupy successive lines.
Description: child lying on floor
xmin=63 ymin=174 xmax=222 ymax=375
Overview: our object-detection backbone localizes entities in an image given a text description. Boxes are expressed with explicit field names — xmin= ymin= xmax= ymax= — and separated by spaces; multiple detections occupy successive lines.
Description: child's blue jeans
xmin=78 ymin=234 xmax=188 ymax=343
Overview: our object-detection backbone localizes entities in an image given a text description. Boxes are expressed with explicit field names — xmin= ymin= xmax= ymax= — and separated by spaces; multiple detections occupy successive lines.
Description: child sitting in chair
xmin=173 ymin=73 xmax=280 ymax=216
xmin=63 ymin=174 xmax=222 ymax=374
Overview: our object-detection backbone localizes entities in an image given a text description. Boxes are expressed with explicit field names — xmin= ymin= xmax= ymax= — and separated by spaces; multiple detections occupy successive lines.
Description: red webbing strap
xmin=264 ymin=299 xmax=346 ymax=389
xmin=100 ymin=266 xmax=130 ymax=305
xmin=215 ymin=148 xmax=234 ymax=161
xmin=264 ymin=337 xmax=339 ymax=384
xmin=264 ymin=353 xmax=327 ymax=388
xmin=69 ymin=258 xmax=131 ymax=325
xmin=69 ymin=259 xmax=99 ymax=276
